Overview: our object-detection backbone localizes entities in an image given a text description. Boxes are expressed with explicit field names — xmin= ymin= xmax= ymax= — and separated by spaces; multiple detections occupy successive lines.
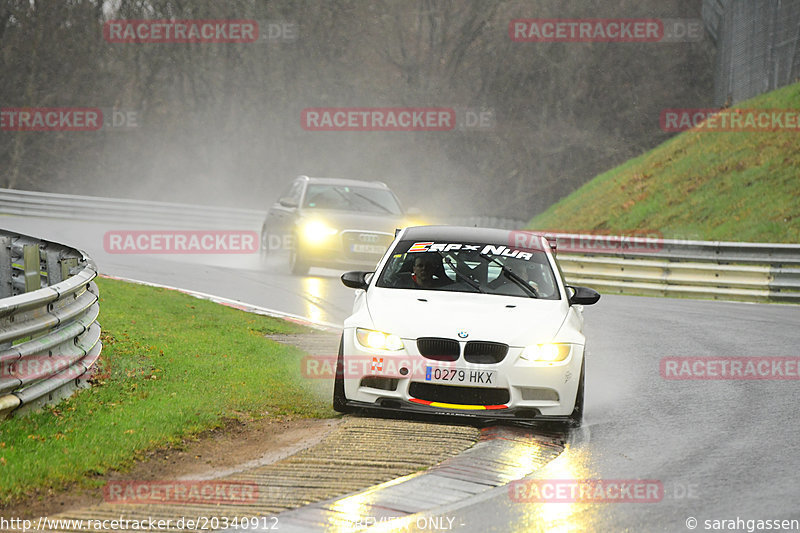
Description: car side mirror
xmin=279 ymin=198 xmax=298 ymax=208
xmin=341 ymin=271 xmax=372 ymax=290
xmin=567 ymin=285 xmax=600 ymax=305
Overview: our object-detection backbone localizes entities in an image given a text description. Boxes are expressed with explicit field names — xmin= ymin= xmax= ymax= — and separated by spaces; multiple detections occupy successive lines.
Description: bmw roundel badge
xmin=457 ymin=330 xmax=469 ymax=339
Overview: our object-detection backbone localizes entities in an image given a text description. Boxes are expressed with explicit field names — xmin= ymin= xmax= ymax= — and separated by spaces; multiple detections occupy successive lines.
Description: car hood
xmin=299 ymin=209 xmax=405 ymax=234
xmin=365 ymin=288 xmax=568 ymax=347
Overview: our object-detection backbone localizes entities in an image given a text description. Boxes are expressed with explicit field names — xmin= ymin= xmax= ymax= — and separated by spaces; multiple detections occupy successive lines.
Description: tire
xmin=568 ymin=358 xmax=585 ymax=426
xmin=289 ymin=245 xmax=310 ymax=275
xmin=260 ymin=225 xmax=270 ymax=255
xmin=333 ymin=336 xmax=351 ymax=413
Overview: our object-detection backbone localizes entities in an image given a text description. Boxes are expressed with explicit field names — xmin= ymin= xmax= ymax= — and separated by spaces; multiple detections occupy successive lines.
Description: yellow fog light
xmin=521 ymin=343 xmax=571 ymax=362
xmin=356 ymin=328 xmax=404 ymax=351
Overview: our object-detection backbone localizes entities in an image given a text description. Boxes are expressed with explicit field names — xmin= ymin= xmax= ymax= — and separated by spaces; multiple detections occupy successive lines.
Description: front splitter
xmin=344 ymin=398 xmax=577 ymax=426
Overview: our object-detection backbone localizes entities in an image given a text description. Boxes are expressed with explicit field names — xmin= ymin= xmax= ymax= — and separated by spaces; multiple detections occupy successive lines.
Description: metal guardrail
xmin=0 ymin=229 xmax=101 ymax=420
xmin=0 ymin=187 xmax=264 ymax=229
xmin=544 ymin=233 xmax=800 ymax=303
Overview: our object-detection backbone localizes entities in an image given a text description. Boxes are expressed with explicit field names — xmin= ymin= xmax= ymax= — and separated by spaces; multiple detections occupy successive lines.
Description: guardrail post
xmin=23 ymin=243 xmax=41 ymax=292
xmin=44 ymin=247 xmax=62 ymax=285
xmin=61 ymin=257 xmax=78 ymax=280
xmin=0 ymin=235 xmax=11 ymax=299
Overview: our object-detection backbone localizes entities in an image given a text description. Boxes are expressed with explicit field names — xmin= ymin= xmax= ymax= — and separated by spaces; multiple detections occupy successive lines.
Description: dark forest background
xmin=0 ymin=0 xmax=713 ymax=217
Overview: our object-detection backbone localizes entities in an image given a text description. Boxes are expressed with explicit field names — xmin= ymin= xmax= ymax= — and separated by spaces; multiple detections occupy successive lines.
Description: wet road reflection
xmin=511 ymin=446 xmax=588 ymax=533
xmin=275 ymin=424 xmax=568 ymax=532
xmin=302 ymin=275 xmax=328 ymax=324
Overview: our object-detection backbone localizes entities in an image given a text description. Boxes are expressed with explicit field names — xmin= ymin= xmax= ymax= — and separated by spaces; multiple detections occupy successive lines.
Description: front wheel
xmin=289 ymin=245 xmax=310 ymax=275
xmin=568 ymin=359 xmax=585 ymax=426
xmin=333 ymin=336 xmax=351 ymax=413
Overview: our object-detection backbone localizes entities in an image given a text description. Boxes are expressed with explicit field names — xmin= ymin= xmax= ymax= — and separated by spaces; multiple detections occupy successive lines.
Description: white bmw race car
xmin=335 ymin=225 xmax=600 ymax=425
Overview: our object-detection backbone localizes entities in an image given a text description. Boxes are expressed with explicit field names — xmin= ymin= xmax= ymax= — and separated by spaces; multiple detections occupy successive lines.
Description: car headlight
xmin=356 ymin=328 xmax=404 ymax=351
xmin=520 ymin=343 xmax=572 ymax=362
xmin=301 ymin=220 xmax=338 ymax=243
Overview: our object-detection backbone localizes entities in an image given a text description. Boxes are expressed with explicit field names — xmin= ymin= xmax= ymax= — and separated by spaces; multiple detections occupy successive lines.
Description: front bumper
xmin=341 ymin=330 xmax=584 ymax=418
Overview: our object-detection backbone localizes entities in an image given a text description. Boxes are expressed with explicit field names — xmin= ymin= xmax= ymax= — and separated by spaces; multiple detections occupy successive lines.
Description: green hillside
xmin=527 ymin=82 xmax=800 ymax=243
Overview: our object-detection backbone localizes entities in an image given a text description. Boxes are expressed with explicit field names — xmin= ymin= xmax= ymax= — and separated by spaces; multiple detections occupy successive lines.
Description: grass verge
xmin=0 ymin=277 xmax=335 ymax=506
xmin=527 ymin=81 xmax=800 ymax=243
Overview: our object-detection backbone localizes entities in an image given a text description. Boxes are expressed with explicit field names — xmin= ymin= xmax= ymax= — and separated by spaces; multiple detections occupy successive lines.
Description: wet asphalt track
xmin=392 ymin=295 xmax=800 ymax=532
xmin=3 ymin=216 xmax=800 ymax=532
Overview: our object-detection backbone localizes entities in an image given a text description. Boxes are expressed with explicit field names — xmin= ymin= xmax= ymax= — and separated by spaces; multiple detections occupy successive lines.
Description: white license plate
xmin=424 ymin=366 xmax=497 ymax=386
xmin=351 ymin=244 xmax=386 ymax=254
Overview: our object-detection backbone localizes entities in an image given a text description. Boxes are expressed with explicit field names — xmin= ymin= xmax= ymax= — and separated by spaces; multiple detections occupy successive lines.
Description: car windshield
xmin=303 ymin=185 xmax=403 ymax=215
xmin=375 ymin=240 xmax=561 ymax=299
